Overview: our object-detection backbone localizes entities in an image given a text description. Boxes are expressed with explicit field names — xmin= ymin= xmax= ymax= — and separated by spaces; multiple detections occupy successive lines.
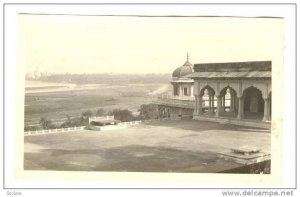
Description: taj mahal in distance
xmin=155 ymin=53 xmax=271 ymax=129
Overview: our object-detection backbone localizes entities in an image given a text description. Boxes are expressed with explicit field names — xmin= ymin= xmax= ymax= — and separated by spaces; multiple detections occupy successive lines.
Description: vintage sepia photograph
xmin=19 ymin=14 xmax=283 ymax=174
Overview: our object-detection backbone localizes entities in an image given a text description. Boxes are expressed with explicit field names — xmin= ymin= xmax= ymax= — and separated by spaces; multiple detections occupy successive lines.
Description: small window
xmin=174 ymin=86 xmax=178 ymax=96
xmin=184 ymin=88 xmax=188 ymax=96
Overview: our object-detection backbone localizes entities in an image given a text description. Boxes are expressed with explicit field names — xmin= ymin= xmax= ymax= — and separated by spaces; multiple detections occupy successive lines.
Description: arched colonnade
xmin=193 ymin=80 xmax=271 ymax=122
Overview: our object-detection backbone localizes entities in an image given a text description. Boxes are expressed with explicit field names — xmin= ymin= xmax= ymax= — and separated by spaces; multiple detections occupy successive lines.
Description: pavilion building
xmin=155 ymin=55 xmax=271 ymax=128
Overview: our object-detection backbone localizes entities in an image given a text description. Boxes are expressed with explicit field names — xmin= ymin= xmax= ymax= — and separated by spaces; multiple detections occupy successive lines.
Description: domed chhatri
xmin=171 ymin=53 xmax=194 ymax=98
xmin=172 ymin=53 xmax=194 ymax=79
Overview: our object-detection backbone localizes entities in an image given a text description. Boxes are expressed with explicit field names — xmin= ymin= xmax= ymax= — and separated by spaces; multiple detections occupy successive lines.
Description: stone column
xmin=262 ymin=98 xmax=270 ymax=122
xmin=230 ymin=92 xmax=234 ymax=112
xmin=237 ymin=96 xmax=244 ymax=119
xmin=158 ymin=106 xmax=161 ymax=119
xmin=194 ymin=95 xmax=198 ymax=115
xmin=198 ymin=96 xmax=203 ymax=115
xmin=220 ymin=96 xmax=223 ymax=111
xmin=232 ymin=94 xmax=236 ymax=116
xmin=173 ymin=85 xmax=177 ymax=96
xmin=236 ymin=95 xmax=239 ymax=114
xmin=222 ymin=96 xmax=226 ymax=112
xmin=215 ymin=95 xmax=221 ymax=117
xmin=179 ymin=85 xmax=182 ymax=96
xmin=268 ymin=98 xmax=271 ymax=120
xmin=194 ymin=95 xmax=199 ymax=115
xmin=209 ymin=93 xmax=212 ymax=113
xmin=212 ymin=95 xmax=215 ymax=113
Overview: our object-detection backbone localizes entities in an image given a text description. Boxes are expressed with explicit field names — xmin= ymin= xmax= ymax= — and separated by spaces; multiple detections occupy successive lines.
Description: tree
xmin=139 ymin=104 xmax=159 ymax=120
xmin=60 ymin=116 xmax=86 ymax=128
xmin=96 ymin=108 xmax=106 ymax=116
xmin=80 ymin=110 xmax=93 ymax=126
xmin=110 ymin=109 xmax=134 ymax=122
xmin=60 ymin=115 xmax=72 ymax=128
xmin=39 ymin=117 xmax=55 ymax=129
xmin=24 ymin=125 xmax=40 ymax=131
xmin=81 ymin=110 xmax=93 ymax=119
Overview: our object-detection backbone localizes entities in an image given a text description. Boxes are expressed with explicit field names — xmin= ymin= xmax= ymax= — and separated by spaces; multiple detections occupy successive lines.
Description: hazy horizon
xmin=26 ymin=70 xmax=172 ymax=75
xmin=19 ymin=14 xmax=283 ymax=74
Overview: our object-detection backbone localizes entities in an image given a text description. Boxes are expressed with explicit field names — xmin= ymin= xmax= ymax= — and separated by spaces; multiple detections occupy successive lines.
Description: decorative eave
xmin=186 ymin=71 xmax=271 ymax=80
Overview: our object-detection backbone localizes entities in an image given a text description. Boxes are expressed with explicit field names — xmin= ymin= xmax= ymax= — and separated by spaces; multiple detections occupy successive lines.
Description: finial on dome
xmin=187 ymin=52 xmax=189 ymax=61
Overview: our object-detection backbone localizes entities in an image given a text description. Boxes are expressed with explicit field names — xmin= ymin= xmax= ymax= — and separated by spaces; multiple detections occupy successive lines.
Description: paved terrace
xmin=24 ymin=120 xmax=270 ymax=173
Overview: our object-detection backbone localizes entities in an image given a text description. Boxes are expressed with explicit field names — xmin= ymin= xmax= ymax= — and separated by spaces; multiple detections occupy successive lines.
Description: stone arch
xmin=219 ymin=83 xmax=239 ymax=96
xmin=219 ymin=86 xmax=238 ymax=116
xmin=200 ymin=85 xmax=216 ymax=96
xmin=220 ymin=86 xmax=237 ymax=97
xmin=242 ymin=86 xmax=264 ymax=120
xmin=241 ymin=83 xmax=265 ymax=98
xmin=242 ymin=85 xmax=263 ymax=97
xmin=199 ymin=82 xmax=217 ymax=96
xmin=199 ymin=85 xmax=216 ymax=114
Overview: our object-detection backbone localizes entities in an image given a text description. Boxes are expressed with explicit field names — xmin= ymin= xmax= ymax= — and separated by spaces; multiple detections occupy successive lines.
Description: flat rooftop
xmin=193 ymin=61 xmax=271 ymax=72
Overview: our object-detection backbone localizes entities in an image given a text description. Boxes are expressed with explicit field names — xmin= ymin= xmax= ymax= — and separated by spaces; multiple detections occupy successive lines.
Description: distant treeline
xmin=26 ymin=73 xmax=171 ymax=84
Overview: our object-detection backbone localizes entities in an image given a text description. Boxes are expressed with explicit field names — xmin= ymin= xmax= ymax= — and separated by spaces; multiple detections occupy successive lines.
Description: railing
xmin=25 ymin=120 xmax=151 ymax=135
xmin=95 ymin=120 xmax=162 ymax=129
xmin=118 ymin=120 xmax=142 ymax=126
xmin=157 ymin=94 xmax=233 ymax=108
xmin=159 ymin=94 xmax=195 ymax=101
xmin=154 ymin=97 xmax=195 ymax=109
xmin=24 ymin=126 xmax=86 ymax=136
xmin=25 ymin=119 xmax=174 ymax=135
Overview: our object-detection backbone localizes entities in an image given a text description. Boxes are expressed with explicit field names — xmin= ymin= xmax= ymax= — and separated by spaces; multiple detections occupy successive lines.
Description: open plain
xmin=25 ymin=80 xmax=171 ymax=125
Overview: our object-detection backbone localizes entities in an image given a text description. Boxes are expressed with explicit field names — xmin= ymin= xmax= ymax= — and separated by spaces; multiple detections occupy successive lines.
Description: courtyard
xmin=24 ymin=120 xmax=270 ymax=172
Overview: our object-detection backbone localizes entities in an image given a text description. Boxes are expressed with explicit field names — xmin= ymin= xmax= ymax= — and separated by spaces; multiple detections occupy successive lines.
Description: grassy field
xmin=24 ymin=120 xmax=270 ymax=172
xmin=25 ymin=81 xmax=171 ymax=125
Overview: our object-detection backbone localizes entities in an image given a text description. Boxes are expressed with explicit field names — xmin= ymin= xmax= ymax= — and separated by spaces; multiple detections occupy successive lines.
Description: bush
xmin=24 ymin=125 xmax=40 ymax=131
xmin=96 ymin=108 xmax=106 ymax=116
xmin=138 ymin=104 xmax=159 ymax=120
xmin=81 ymin=110 xmax=93 ymax=119
xmin=39 ymin=117 xmax=56 ymax=129
xmin=109 ymin=109 xmax=134 ymax=122
xmin=60 ymin=116 xmax=87 ymax=128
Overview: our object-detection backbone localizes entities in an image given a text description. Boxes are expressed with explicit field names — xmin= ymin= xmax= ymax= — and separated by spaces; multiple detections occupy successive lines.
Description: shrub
xmin=109 ymin=109 xmax=134 ymax=122
xmin=96 ymin=108 xmax=106 ymax=116
xmin=60 ymin=116 xmax=87 ymax=128
xmin=138 ymin=104 xmax=159 ymax=120
xmin=24 ymin=125 xmax=40 ymax=131
xmin=39 ymin=117 xmax=56 ymax=129
xmin=81 ymin=110 xmax=93 ymax=119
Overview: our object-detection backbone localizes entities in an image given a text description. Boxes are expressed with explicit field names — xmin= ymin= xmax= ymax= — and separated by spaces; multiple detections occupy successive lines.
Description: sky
xmin=18 ymin=14 xmax=284 ymax=74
